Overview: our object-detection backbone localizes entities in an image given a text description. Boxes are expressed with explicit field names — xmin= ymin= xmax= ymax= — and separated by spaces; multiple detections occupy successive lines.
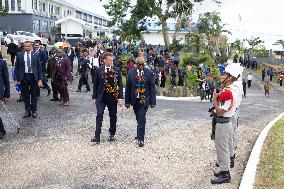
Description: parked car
xmin=31 ymin=33 xmax=49 ymax=45
xmin=3 ymin=34 xmax=20 ymax=46
xmin=15 ymin=31 xmax=42 ymax=44
xmin=14 ymin=31 xmax=32 ymax=43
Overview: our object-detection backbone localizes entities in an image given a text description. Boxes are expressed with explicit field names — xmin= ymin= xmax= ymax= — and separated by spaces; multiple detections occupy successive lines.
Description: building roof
xmin=55 ymin=16 xmax=86 ymax=26
xmin=145 ymin=22 xmax=194 ymax=32
xmin=59 ymin=0 xmax=110 ymax=21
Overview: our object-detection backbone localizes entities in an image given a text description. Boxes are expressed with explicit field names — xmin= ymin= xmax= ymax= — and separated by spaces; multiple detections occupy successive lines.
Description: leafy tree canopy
xmin=246 ymin=36 xmax=264 ymax=48
xmin=0 ymin=5 xmax=8 ymax=16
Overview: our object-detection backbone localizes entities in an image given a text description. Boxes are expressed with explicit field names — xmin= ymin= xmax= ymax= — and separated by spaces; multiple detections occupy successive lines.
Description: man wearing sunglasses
xmin=125 ymin=57 xmax=156 ymax=147
xmin=210 ymin=63 xmax=243 ymax=184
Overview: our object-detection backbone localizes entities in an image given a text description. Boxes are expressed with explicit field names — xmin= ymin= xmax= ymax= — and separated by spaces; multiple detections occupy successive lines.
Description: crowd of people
xmin=0 ymin=38 xmax=281 ymax=185
xmin=0 ymin=39 xmax=159 ymax=149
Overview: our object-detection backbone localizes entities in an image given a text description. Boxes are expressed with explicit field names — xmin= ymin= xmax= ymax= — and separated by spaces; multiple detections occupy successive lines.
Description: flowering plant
xmin=135 ymin=70 xmax=146 ymax=104
xmin=102 ymin=66 xmax=120 ymax=101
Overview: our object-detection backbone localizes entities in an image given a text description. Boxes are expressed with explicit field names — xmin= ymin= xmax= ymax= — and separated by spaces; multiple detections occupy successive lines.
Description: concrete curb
xmin=156 ymin=96 xmax=204 ymax=101
xmin=239 ymin=112 xmax=284 ymax=189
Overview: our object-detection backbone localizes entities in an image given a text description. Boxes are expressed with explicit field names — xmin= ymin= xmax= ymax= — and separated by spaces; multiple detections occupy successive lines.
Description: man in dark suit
xmin=91 ymin=52 xmax=123 ymax=144
xmin=0 ymin=58 xmax=10 ymax=139
xmin=34 ymin=41 xmax=51 ymax=97
xmin=125 ymin=57 xmax=156 ymax=147
xmin=67 ymin=47 xmax=76 ymax=72
xmin=14 ymin=41 xmax=43 ymax=118
xmin=7 ymin=40 xmax=18 ymax=67
xmin=46 ymin=48 xmax=60 ymax=101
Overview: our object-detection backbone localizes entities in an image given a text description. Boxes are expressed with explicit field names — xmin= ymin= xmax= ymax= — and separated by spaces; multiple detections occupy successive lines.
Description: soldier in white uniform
xmin=210 ymin=63 xmax=244 ymax=184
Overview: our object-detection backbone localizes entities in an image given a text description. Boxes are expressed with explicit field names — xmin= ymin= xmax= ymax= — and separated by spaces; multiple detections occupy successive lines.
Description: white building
xmin=0 ymin=0 xmax=110 ymax=37
xmin=142 ymin=22 xmax=190 ymax=46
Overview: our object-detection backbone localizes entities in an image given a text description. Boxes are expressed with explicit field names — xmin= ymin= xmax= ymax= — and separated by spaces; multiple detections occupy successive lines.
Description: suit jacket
xmin=67 ymin=48 xmax=76 ymax=62
xmin=0 ymin=59 xmax=10 ymax=100
xmin=125 ymin=67 xmax=156 ymax=107
xmin=7 ymin=42 xmax=18 ymax=55
xmin=14 ymin=51 xmax=42 ymax=82
xmin=92 ymin=65 xmax=123 ymax=102
xmin=46 ymin=56 xmax=57 ymax=80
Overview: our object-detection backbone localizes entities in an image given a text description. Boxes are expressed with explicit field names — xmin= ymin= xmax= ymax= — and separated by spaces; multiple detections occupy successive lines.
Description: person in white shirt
xmin=210 ymin=63 xmax=243 ymax=184
xmin=247 ymin=72 xmax=253 ymax=88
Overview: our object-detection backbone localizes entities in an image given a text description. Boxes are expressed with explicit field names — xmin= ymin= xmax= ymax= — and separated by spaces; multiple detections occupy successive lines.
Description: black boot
xmin=211 ymin=171 xmax=231 ymax=184
xmin=230 ymin=154 xmax=235 ymax=168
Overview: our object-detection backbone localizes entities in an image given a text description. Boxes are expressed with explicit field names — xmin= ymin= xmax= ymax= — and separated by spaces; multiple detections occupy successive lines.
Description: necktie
xmin=106 ymin=67 xmax=110 ymax=73
xmin=27 ymin=52 xmax=31 ymax=73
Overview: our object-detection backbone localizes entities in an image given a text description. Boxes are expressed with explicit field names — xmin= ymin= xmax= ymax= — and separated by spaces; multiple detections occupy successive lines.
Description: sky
xmin=69 ymin=0 xmax=283 ymax=49
xmin=193 ymin=0 xmax=284 ymax=49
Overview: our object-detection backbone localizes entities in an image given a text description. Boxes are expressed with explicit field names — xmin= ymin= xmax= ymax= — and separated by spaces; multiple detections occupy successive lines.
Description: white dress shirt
xmin=24 ymin=51 xmax=33 ymax=73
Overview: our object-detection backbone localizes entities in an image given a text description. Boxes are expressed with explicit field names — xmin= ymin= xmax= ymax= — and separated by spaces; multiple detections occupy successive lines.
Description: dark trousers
xmin=280 ymin=80 xmax=282 ymax=86
xmin=22 ymin=73 xmax=38 ymax=113
xmin=51 ymin=81 xmax=59 ymax=100
xmin=78 ymin=75 xmax=90 ymax=91
xmin=59 ymin=81 xmax=69 ymax=102
xmin=270 ymin=75 xmax=273 ymax=81
xmin=262 ymin=74 xmax=265 ymax=81
xmin=11 ymin=54 xmax=16 ymax=66
xmin=95 ymin=93 xmax=117 ymax=138
xmin=133 ymin=99 xmax=148 ymax=141
xmin=247 ymin=80 xmax=252 ymax=88
xmin=0 ymin=117 xmax=6 ymax=135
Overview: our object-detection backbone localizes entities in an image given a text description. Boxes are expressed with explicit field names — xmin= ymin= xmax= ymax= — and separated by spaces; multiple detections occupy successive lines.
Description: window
xmin=76 ymin=11 xmax=82 ymax=19
xmin=5 ymin=0 xmax=9 ymax=10
xmin=55 ymin=7 xmax=59 ymax=15
xmin=43 ymin=21 xmax=48 ymax=31
xmin=42 ymin=3 xmax=45 ymax=12
xmin=17 ymin=0 xmax=21 ymax=11
xmin=67 ymin=10 xmax=71 ymax=16
xmin=49 ymin=4 xmax=53 ymax=14
xmin=11 ymin=0 xmax=15 ymax=11
xmin=88 ymin=15 xmax=92 ymax=23
xmin=33 ymin=19 xmax=40 ymax=31
xmin=83 ymin=14 xmax=87 ymax=21
xmin=33 ymin=0 xmax=37 ymax=10
xmin=39 ymin=2 xmax=42 ymax=11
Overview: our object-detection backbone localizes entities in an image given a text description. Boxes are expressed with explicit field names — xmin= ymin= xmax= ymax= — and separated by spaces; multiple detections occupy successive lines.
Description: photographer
xmin=210 ymin=63 xmax=243 ymax=184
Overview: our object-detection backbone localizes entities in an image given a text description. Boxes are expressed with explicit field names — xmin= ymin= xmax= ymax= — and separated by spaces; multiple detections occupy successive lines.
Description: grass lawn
xmin=254 ymin=119 xmax=284 ymax=189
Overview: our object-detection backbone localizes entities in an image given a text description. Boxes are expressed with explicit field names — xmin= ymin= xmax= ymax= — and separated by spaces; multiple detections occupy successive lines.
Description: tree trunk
xmin=161 ymin=18 xmax=170 ymax=50
xmin=172 ymin=16 xmax=181 ymax=51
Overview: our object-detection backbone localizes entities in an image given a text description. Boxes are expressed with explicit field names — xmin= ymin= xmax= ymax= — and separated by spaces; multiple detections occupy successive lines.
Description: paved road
xmin=0 ymin=68 xmax=283 ymax=189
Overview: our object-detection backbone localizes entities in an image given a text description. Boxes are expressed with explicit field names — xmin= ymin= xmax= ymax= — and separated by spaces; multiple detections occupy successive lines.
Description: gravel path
xmin=0 ymin=67 xmax=283 ymax=189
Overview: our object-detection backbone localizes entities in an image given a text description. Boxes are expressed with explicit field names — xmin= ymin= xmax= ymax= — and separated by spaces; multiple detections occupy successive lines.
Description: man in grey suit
xmin=14 ymin=41 xmax=42 ymax=118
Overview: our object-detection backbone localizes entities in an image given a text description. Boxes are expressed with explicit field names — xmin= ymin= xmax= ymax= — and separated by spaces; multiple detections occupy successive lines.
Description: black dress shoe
xmin=230 ymin=155 xmax=235 ymax=168
xmin=47 ymin=90 xmax=51 ymax=97
xmin=211 ymin=171 xmax=231 ymax=184
xmin=0 ymin=132 xmax=5 ymax=140
xmin=138 ymin=141 xmax=144 ymax=147
xmin=76 ymin=90 xmax=81 ymax=92
xmin=50 ymin=98 xmax=59 ymax=101
xmin=91 ymin=137 xmax=100 ymax=144
xmin=17 ymin=98 xmax=23 ymax=102
xmin=32 ymin=112 xmax=38 ymax=118
xmin=86 ymin=89 xmax=91 ymax=92
xmin=108 ymin=135 xmax=115 ymax=142
xmin=23 ymin=112 xmax=31 ymax=118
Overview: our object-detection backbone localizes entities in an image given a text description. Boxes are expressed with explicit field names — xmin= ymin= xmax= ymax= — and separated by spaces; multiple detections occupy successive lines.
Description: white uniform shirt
xmin=247 ymin=74 xmax=253 ymax=81
xmin=219 ymin=84 xmax=240 ymax=118
xmin=24 ymin=51 xmax=33 ymax=73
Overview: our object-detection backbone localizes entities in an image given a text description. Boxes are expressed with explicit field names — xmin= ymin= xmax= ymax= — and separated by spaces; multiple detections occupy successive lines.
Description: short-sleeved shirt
xmin=218 ymin=84 xmax=240 ymax=118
